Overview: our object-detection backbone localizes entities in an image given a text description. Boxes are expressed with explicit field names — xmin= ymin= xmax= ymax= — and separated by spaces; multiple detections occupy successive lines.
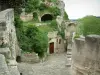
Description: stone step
xmin=67 ymin=48 xmax=72 ymax=51
xmin=66 ymin=58 xmax=72 ymax=67
xmin=67 ymin=44 xmax=72 ymax=50
xmin=65 ymin=64 xmax=71 ymax=67
xmin=67 ymin=55 xmax=72 ymax=58
xmin=67 ymin=52 xmax=72 ymax=55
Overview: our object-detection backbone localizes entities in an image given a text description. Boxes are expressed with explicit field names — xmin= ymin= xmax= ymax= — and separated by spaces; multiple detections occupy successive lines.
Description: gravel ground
xmin=18 ymin=53 xmax=71 ymax=75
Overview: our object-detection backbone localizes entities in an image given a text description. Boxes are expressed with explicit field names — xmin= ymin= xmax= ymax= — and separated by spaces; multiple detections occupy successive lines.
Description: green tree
xmin=63 ymin=11 xmax=69 ymax=20
xmin=49 ymin=20 xmax=57 ymax=30
xmin=23 ymin=25 xmax=39 ymax=52
xmin=25 ymin=0 xmax=40 ymax=13
xmin=38 ymin=3 xmax=48 ymax=11
xmin=51 ymin=0 xmax=57 ymax=3
xmin=34 ymin=31 xmax=48 ymax=58
xmin=14 ymin=16 xmax=23 ymax=28
xmin=15 ymin=18 xmax=48 ymax=57
xmin=76 ymin=16 xmax=100 ymax=36
xmin=49 ymin=7 xmax=61 ymax=17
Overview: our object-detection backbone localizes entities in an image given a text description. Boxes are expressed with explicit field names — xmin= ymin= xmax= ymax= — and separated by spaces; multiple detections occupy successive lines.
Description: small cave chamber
xmin=41 ymin=14 xmax=53 ymax=22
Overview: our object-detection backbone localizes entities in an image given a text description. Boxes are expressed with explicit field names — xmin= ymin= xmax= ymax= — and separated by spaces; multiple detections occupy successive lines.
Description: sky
xmin=63 ymin=0 xmax=100 ymax=19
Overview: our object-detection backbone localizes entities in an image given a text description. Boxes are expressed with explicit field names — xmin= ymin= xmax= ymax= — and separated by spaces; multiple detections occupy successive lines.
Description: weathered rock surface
xmin=72 ymin=35 xmax=100 ymax=75
xmin=8 ymin=66 xmax=20 ymax=75
xmin=0 ymin=48 xmax=11 ymax=59
xmin=0 ymin=9 xmax=20 ymax=75
xmin=0 ymin=54 xmax=11 ymax=75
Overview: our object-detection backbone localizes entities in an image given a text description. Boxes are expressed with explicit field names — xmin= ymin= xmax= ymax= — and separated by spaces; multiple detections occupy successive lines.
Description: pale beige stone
xmin=72 ymin=35 xmax=100 ymax=75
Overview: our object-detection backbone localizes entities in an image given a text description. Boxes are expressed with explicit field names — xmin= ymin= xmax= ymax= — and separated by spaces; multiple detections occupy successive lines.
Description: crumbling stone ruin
xmin=0 ymin=9 xmax=20 ymax=75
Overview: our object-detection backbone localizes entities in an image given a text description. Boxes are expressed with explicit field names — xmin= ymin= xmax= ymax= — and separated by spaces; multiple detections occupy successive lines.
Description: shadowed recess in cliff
xmin=41 ymin=14 xmax=53 ymax=22
xmin=16 ymin=56 xmax=21 ymax=63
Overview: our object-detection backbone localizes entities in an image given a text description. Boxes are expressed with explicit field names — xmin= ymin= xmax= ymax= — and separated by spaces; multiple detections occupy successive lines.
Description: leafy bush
xmin=51 ymin=0 xmax=57 ymax=3
xmin=49 ymin=20 xmax=57 ymax=30
xmin=49 ymin=7 xmax=61 ymax=17
xmin=41 ymin=0 xmax=45 ymax=2
xmin=63 ymin=11 xmax=69 ymax=20
xmin=76 ymin=16 xmax=100 ymax=36
xmin=57 ymin=29 xmax=65 ymax=39
xmin=38 ymin=3 xmax=48 ymax=11
xmin=34 ymin=31 xmax=48 ymax=58
xmin=74 ymin=33 xmax=80 ymax=38
xmin=48 ymin=20 xmax=65 ymax=39
xmin=33 ymin=12 xmax=39 ymax=22
xmin=25 ymin=0 xmax=40 ymax=13
xmin=14 ymin=16 xmax=23 ymax=28
xmin=15 ymin=17 xmax=48 ymax=58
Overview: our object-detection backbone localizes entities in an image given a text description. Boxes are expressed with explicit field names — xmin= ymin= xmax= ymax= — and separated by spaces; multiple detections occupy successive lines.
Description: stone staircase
xmin=66 ymin=44 xmax=72 ymax=67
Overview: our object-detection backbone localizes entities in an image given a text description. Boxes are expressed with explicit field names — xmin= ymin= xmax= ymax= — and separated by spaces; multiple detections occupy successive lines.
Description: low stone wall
xmin=21 ymin=52 xmax=40 ymax=63
xmin=72 ymin=35 xmax=100 ymax=75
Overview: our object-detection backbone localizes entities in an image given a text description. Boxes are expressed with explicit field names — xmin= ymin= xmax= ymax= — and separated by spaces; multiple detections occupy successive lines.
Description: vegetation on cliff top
xmin=15 ymin=16 xmax=48 ymax=57
xmin=14 ymin=0 xmax=68 ymax=57
xmin=76 ymin=16 xmax=100 ymax=36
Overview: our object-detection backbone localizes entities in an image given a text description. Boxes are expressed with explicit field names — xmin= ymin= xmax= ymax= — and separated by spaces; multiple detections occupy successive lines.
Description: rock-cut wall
xmin=72 ymin=35 xmax=100 ymax=75
xmin=0 ymin=9 xmax=20 ymax=75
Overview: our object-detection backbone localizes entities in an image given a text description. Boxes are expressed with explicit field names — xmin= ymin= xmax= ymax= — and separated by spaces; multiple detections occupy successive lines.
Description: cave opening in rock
xmin=41 ymin=14 xmax=53 ymax=22
xmin=16 ymin=56 xmax=21 ymax=63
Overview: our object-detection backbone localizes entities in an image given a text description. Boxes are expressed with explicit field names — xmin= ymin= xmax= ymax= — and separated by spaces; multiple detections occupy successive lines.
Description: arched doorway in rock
xmin=16 ymin=56 xmax=21 ymax=63
xmin=41 ymin=14 xmax=53 ymax=22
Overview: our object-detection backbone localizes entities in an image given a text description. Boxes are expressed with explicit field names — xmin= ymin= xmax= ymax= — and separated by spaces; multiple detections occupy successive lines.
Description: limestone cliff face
xmin=0 ymin=9 xmax=20 ymax=75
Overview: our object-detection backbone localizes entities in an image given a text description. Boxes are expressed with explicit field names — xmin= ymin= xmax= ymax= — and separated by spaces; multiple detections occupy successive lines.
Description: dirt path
xmin=18 ymin=53 xmax=71 ymax=75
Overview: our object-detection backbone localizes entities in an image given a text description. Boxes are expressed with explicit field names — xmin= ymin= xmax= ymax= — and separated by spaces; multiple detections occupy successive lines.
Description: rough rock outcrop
xmin=57 ymin=0 xmax=65 ymax=17
xmin=0 ymin=9 xmax=20 ymax=75
xmin=0 ymin=54 xmax=11 ymax=75
xmin=72 ymin=35 xmax=100 ymax=75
